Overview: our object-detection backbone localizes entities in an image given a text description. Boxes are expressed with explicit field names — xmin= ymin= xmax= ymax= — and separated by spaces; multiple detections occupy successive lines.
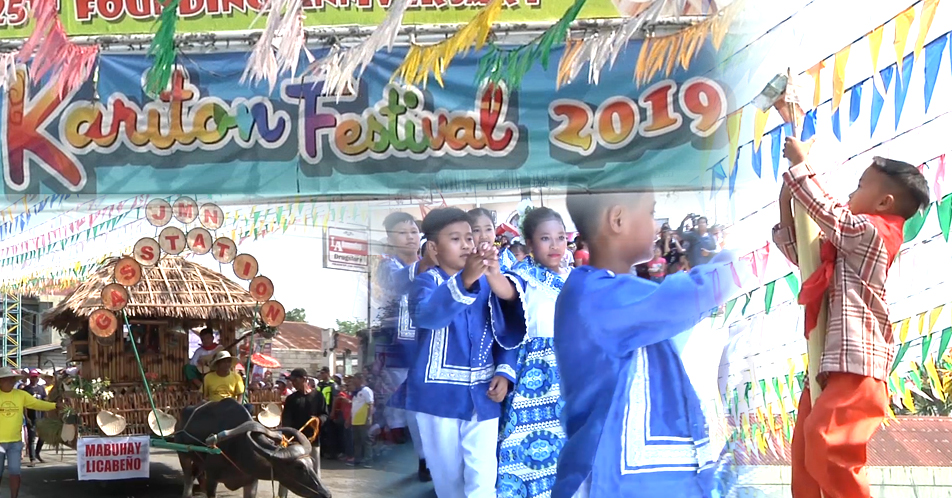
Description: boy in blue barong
xmin=553 ymin=192 xmax=740 ymax=498
xmin=401 ymin=207 xmax=518 ymax=498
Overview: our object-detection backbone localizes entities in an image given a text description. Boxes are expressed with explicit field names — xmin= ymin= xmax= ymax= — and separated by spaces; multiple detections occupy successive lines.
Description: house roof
xmin=273 ymin=322 xmax=324 ymax=350
xmin=734 ymin=416 xmax=952 ymax=467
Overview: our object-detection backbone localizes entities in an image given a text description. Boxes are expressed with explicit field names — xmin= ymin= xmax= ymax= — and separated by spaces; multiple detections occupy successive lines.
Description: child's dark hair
xmin=422 ymin=208 xmax=471 ymax=241
xmin=521 ymin=207 xmax=565 ymax=240
xmin=566 ymin=192 xmax=651 ymax=242
xmin=467 ymin=208 xmax=494 ymax=226
xmin=871 ymin=157 xmax=930 ymax=219
xmin=510 ymin=241 xmax=526 ymax=254
xmin=383 ymin=211 xmax=416 ymax=236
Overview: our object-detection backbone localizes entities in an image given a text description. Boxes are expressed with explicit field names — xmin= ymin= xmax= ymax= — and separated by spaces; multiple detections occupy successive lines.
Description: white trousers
xmin=385 ymin=406 xmax=408 ymax=429
xmin=414 ymin=412 xmax=498 ymax=498
xmin=405 ymin=410 xmax=425 ymax=459
xmin=572 ymin=475 xmax=592 ymax=498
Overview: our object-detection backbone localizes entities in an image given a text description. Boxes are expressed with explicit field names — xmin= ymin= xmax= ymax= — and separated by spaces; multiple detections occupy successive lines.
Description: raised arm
xmin=582 ymin=261 xmax=739 ymax=357
xmin=410 ymin=271 xmax=482 ymax=331
xmin=23 ymin=395 xmax=57 ymax=412
xmin=375 ymin=258 xmax=419 ymax=297
xmin=783 ymin=163 xmax=870 ymax=251
xmin=773 ymin=183 xmax=799 ymax=265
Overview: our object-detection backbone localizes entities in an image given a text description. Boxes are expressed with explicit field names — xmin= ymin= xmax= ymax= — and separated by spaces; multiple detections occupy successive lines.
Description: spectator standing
xmin=348 ymin=374 xmax=374 ymax=468
xmin=21 ymin=372 xmax=46 ymax=467
xmin=681 ymin=215 xmax=719 ymax=266
xmin=0 ymin=368 xmax=61 ymax=498
xmin=278 ymin=368 xmax=327 ymax=498
xmin=647 ymin=247 xmax=667 ymax=282
xmin=573 ymin=237 xmax=590 ymax=267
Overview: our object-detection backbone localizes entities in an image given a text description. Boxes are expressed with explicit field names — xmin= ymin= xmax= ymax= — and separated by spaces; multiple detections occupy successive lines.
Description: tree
xmin=285 ymin=308 xmax=307 ymax=322
xmin=335 ymin=319 xmax=366 ymax=336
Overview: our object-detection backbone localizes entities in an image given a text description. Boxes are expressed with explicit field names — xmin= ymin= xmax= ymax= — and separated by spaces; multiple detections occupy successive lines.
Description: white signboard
xmin=77 ymin=436 xmax=150 ymax=481
xmin=325 ymin=225 xmax=370 ymax=272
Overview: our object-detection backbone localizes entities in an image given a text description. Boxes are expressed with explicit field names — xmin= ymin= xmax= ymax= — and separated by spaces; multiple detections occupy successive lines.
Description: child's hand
xmin=783 ymin=137 xmax=814 ymax=165
xmin=487 ymin=375 xmax=510 ymax=402
xmin=780 ymin=183 xmax=793 ymax=203
xmin=461 ymin=245 xmax=486 ymax=289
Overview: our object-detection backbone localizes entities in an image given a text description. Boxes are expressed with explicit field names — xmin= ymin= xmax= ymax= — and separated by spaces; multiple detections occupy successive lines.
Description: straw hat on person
xmin=257 ymin=402 xmax=282 ymax=428
xmin=0 ymin=367 xmax=22 ymax=380
xmin=210 ymin=350 xmax=234 ymax=367
xmin=96 ymin=410 xmax=127 ymax=436
xmin=148 ymin=409 xmax=177 ymax=437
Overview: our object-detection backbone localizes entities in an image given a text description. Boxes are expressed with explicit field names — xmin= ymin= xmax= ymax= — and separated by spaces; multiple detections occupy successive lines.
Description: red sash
xmin=797 ymin=214 xmax=905 ymax=338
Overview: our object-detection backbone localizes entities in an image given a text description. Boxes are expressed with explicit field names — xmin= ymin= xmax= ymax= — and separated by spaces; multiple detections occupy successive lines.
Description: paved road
xmin=12 ymin=443 xmax=436 ymax=498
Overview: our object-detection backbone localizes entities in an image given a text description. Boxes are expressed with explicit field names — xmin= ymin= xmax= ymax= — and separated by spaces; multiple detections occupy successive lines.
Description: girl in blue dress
xmin=486 ymin=207 xmax=570 ymax=498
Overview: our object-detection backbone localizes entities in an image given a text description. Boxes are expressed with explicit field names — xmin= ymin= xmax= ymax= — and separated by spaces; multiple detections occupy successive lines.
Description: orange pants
xmin=791 ymin=372 xmax=887 ymax=498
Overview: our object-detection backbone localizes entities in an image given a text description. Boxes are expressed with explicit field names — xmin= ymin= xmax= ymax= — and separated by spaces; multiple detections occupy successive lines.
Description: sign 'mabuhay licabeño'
xmin=77 ymin=436 xmax=150 ymax=480
xmin=325 ymin=225 xmax=369 ymax=272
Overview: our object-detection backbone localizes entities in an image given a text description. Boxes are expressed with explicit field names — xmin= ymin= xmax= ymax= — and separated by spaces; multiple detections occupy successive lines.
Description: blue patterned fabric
xmin=496 ymin=263 xmax=568 ymax=498
xmin=396 ymin=267 xmax=519 ymax=422
xmin=551 ymin=263 xmax=740 ymax=498
xmin=374 ymin=256 xmax=420 ymax=370
xmin=500 ymin=248 xmax=518 ymax=273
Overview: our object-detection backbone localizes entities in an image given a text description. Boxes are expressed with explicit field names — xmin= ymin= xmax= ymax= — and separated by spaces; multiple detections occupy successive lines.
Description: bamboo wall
xmin=67 ymin=388 xmax=284 ymax=436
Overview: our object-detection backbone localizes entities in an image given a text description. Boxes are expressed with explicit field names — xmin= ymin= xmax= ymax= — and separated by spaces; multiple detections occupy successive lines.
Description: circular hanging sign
xmin=233 ymin=254 xmax=259 ymax=281
xmin=145 ymin=199 xmax=172 ymax=227
xmin=173 ymin=196 xmax=199 ymax=224
xmin=89 ymin=309 xmax=119 ymax=338
xmin=259 ymin=300 xmax=286 ymax=327
xmin=114 ymin=257 xmax=142 ymax=287
xmin=187 ymin=228 xmax=212 ymax=255
xmin=101 ymin=283 xmax=130 ymax=312
xmin=133 ymin=238 xmax=161 ymax=266
xmin=199 ymin=203 xmax=225 ymax=230
xmin=211 ymin=237 xmax=237 ymax=264
xmin=249 ymin=276 xmax=274 ymax=302
xmin=159 ymin=227 xmax=187 ymax=255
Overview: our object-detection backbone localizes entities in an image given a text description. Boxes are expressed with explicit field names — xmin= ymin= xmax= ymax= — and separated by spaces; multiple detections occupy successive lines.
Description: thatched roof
xmin=43 ymin=256 xmax=257 ymax=333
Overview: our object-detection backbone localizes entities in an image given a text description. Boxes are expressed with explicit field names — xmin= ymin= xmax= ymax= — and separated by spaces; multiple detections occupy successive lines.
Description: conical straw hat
xmin=60 ymin=423 xmax=77 ymax=443
xmin=148 ymin=409 xmax=177 ymax=437
xmin=257 ymin=402 xmax=282 ymax=428
xmin=96 ymin=410 xmax=127 ymax=436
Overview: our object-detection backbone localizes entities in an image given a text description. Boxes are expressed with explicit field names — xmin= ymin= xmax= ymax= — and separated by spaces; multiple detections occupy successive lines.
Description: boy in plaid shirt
xmin=775 ymin=137 xmax=929 ymax=498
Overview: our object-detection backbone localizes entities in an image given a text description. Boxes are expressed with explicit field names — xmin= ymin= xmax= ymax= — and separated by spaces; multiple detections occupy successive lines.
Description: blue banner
xmin=2 ymin=43 xmax=733 ymax=197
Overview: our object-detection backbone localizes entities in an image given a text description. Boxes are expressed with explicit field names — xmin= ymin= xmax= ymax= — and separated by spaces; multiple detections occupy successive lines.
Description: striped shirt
xmin=772 ymin=163 xmax=896 ymax=382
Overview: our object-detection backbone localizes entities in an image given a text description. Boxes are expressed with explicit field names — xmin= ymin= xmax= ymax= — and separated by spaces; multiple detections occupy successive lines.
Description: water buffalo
xmin=174 ymin=398 xmax=331 ymax=498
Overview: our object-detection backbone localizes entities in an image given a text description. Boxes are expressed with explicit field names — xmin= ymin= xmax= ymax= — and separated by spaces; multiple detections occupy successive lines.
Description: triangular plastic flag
xmin=894 ymin=52 xmax=915 ymax=128
xmin=753 ymin=108 xmax=769 ymax=152
xmin=894 ymin=6 xmax=915 ymax=83
xmin=925 ymin=358 xmax=946 ymax=402
xmin=723 ymin=297 xmax=738 ymax=325
xmin=801 ymin=109 xmax=817 ymax=141
xmin=770 ymin=127 xmax=782 ymax=180
xmin=849 ymin=82 xmax=863 ymax=125
xmin=929 ymin=305 xmax=945 ymax=335
xmin=784 ymin=272 xmax=800 ymax=298
xmin=936 ymin=155 xmax=947 ymax=201
xmin=751 ymin=143 xmax=763 ymax=178
xmin=832 ymin=108 xmax=842 ymax=141
xmin=709 ymin=161 xmax=727 ymax=199
xmin=903 ymin=202 xmax=931 ymax=242
xmin=806 ymin=61 xmax=826 ymax=109
xmin=741 ymin=291 xmax=753 ymax=315
xmin=871 ymin=64 xmax=895 ymax=137
xmin=764 ymin=280 xmax=776 ymax=313
xmin=937 ymin=327 xmax=952 ymax=361
xmin=938 ymin=194 xmax=952 ymax=241
xmin=922 ymin=328 xmax=935 ymax=360
xmin=923 ymin=35 xmax=947 ymax=113
xmin=729 ymin=149 xmax=741 ymax=197
xmin=869 ymin=25 xmax=888 ymax=97
xmin=899 ymin=317 xmax=911 ymax=342
xmin=726 ymin=109 xmax=743 ymax=178
xmin=832 ymin=45 xmax=851 ymax=110
xmin=916 ymin=0 xmax=940 ymax=60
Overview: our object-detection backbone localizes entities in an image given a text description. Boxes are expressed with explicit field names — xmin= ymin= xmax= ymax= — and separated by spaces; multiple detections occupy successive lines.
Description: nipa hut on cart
xmin=42 ymin=256 xmax=281 ymax=437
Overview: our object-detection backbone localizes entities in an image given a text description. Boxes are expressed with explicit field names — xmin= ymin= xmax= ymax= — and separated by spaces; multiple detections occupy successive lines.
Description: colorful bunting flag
xmin=894 ymin=6 xmax=916 ymax=83
xmin=764 ymin=280 xmax=776 ymax=314
xmin=923 ymin=34 xmax=947 ymax=113
xmin=832 ymin=45 xmax=851 ymax=111
xmin=849 ymin=83 xmax=863 ymax=124
xmin=806 ymin=61 xmax=826 ymax=109
xmin=871 ymin=64 xmax=895 ymax=137
xmin=915 ymin=0 xmax=940 ymax=61
xmin=869 ymin=24 xmax=887 ymax=97
xmin=894 ymin=53 xmax=916 ymax=127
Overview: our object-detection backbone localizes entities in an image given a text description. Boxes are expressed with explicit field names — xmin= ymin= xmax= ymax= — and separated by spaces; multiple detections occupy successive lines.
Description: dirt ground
xmin=8 ymin=443 xmax=435 ymax=498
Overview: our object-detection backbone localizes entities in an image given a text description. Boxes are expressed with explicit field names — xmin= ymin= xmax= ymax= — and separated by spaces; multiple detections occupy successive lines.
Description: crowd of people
xmin=631 ymin=213 xmax=726 ymax=281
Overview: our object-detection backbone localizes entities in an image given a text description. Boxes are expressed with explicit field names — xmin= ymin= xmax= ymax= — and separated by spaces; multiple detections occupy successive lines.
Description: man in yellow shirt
xmin=0 ymin=367 xmax=60 ymax=498
xmin=202 ymin=351 xmax=245 ymax=403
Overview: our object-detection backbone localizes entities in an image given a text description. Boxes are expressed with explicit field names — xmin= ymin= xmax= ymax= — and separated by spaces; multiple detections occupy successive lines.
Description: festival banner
xmin=0 ymin=0 xmax=621 ymax=39
xmin=2 ymin=42 xmax=733 ymax=198
xmin=77 ymin=436 xmax=150 ymax=480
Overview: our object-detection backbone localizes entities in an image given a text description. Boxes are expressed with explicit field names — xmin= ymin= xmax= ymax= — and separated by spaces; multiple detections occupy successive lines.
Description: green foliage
xmin=335 ymin=319 xmax=366 ymax=336
xmin=286 ymin=308 xmax=307 ymax=322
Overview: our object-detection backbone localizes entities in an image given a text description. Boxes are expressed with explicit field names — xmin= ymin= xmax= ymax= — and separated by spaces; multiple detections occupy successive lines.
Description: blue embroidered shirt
xmin=373 ymin=255 xmax=420 ymax=369
xmin=552 ymin=261 xmax=738 ymax=498
xmin=400 ymin=266 xmax=519 ymax=421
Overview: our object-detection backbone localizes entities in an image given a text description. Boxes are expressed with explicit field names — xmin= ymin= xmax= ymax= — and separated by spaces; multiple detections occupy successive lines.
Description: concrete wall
xmin=20 ymin=349 xmax=68 ymax=370
xmin=272 ymin=348 xmax=327 ymax=376
xmin=732 ymin=466 xmax=952 ymax=498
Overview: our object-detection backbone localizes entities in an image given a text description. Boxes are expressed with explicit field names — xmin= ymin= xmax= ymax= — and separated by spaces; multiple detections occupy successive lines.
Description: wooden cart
xmin=42 ymin=256 xmax=282 ymax=438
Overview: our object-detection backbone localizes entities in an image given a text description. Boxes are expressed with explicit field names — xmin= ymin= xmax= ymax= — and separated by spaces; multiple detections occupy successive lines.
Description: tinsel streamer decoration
xmin=17 ymin=0 xmax=99 ymax=97
xmin=0 ymin=53 xmax=17 ymax=91
xmin=145 ymin=0 xmax=181 ymax=97
xmin=394 ymin=0 xmax=504 ymax=88
xmin=633 ymin=0 xmax=740 ymax=85
xmin=308 ymin=0 xmax=410 ymax=97
xmin=555 ymin=0 xmax=665 ymax=88
xmin=475 ymin=0 xmax=586 ymax=89
xmin=243 ymin=0 xmax=307 ymax=93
